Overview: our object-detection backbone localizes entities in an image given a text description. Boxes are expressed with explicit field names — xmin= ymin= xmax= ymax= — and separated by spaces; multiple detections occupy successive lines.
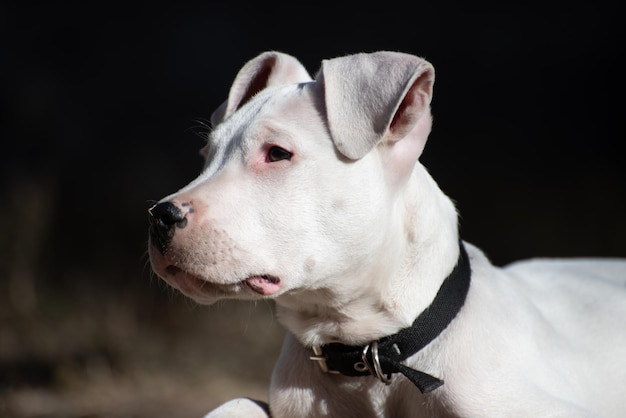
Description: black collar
xmin=309 ymin=242 xmax=471 ymax=393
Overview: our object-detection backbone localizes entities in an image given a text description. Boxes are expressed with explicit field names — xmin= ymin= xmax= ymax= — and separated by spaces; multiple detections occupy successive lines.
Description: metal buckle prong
xmin=310 ymin=346 xmax=340 ymax=374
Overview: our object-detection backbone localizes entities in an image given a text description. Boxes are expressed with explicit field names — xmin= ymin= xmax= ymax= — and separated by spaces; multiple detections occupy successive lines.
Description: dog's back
xmin=501 ymin=257 xmax=626 ymax=415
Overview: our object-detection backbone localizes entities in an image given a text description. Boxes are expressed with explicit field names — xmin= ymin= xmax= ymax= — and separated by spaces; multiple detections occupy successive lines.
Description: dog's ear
xmin=316 ymin=51 xmax=434 ymax=160
xmin=210 ymin=51 xmax=313 ymax=126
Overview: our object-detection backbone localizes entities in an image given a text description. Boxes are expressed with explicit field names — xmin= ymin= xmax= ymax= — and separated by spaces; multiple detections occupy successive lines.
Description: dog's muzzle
xmin=148 ymin=201 xmax=187 ymax=253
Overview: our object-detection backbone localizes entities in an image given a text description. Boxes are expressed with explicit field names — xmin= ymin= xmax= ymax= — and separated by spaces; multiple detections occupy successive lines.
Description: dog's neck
xmin=276 ymin=163 xmax=460 ymax=347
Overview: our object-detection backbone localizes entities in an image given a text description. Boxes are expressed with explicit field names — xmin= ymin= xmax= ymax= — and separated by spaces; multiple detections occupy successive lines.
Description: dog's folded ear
xmin=316 ymin=51 xmax=435 ymax=160
xmin=211 ymin=51 xmax=313 ymax=127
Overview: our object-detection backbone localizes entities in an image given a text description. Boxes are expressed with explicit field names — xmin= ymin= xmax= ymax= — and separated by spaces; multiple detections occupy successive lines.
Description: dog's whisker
xmin=184 ymin=118 xmax=214 ymax=142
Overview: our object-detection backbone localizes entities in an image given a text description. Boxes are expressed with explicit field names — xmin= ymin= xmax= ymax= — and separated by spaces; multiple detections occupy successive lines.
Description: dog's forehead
xmin=211 ymin=82 xmax=322 ymax=150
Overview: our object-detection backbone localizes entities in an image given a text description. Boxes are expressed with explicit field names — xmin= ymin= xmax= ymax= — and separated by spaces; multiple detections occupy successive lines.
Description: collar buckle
xmin=310 ymin=342 xmax=393 ymax=384
xmin=310 ymin=345 xmax=340 ymax=374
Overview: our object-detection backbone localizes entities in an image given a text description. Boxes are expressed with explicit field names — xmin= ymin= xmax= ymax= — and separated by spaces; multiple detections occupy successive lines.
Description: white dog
xmin=148 ymin=51 xmax=626 ymax=417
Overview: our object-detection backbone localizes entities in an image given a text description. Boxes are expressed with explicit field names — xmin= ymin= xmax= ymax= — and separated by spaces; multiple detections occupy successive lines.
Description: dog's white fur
xmin=149 ymin=51 xmax=626 ymax=417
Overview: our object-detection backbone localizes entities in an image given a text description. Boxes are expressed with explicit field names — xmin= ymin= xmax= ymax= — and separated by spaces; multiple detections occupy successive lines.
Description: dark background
xmin=1 ymin=3 xmax=624 ymax=417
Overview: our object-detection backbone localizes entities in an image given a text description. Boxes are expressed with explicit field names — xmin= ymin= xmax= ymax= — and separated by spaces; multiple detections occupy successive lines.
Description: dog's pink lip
xmin=244 ymin=274 xmax=281 ymax=295
xmin=165 ymin=265 xmax=218 ymax=295
xmin=164 ymin=265 xmax=280 ymax=297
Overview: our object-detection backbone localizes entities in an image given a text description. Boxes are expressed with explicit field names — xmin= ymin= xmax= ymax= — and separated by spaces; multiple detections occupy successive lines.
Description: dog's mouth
xmin=163 ymin=265 xmax=281 ymax=298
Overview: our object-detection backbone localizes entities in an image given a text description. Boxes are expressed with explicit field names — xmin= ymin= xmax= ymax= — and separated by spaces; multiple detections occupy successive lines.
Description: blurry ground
xmin=0 ymin=284 xmax=284 ymax=418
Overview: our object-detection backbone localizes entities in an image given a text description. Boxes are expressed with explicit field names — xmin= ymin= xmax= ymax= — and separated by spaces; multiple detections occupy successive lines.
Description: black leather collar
xmin=309 ymin=242 xmax=471 ymax=393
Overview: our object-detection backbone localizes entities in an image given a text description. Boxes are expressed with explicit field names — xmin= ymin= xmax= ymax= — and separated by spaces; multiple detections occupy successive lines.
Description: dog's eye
xmin=267 ymin=146 xmax=293 ymax=162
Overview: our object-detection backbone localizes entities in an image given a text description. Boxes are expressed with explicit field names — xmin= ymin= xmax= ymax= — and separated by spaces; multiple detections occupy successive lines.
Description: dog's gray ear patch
xmin=211 ymin=51 xmax=312 ymax=127
xmin=317 ymin=51 xmax=434 ymax=160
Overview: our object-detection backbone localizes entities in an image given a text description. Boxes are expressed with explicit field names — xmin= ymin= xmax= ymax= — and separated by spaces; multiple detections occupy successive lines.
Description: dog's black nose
xmin=148 ymin=201 xmax=186 ymax=253
xmin=150 ymin=201 xmax=185 ymax=227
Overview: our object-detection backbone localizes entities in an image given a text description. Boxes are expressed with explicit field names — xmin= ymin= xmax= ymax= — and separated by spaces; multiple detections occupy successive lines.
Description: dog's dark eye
xmin=267 ymin=146 xmax=293 ymax=162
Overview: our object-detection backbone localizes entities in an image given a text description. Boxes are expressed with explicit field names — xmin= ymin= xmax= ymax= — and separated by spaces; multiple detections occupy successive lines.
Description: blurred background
xmin=1 ymin=2 xmax=624 ymax=417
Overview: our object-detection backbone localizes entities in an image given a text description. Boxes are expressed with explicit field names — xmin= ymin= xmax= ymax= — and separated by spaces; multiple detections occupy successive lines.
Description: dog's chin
xmin=156 ymin=265 xmax=283 ymax=304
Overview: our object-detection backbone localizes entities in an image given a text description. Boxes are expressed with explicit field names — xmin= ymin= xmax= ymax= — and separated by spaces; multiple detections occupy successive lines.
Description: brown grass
xmin=0 ymin=288 xmax=285 ymax=418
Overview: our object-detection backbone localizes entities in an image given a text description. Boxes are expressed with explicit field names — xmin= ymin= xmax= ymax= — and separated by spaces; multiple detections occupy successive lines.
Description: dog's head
xmin=148 ymin=51 xmax=435 ymax=306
